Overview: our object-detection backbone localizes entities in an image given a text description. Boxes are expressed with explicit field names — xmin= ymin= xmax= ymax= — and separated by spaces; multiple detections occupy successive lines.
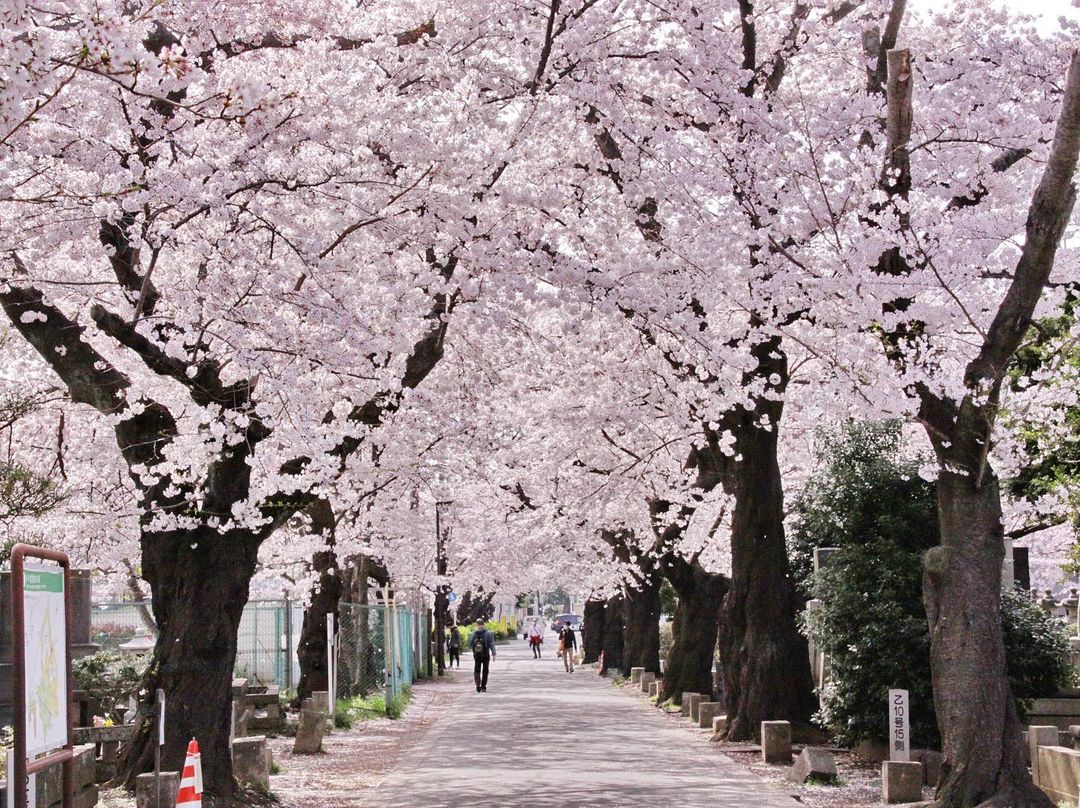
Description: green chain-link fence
xmin=92 ymin=599 xmax=431 ymax=702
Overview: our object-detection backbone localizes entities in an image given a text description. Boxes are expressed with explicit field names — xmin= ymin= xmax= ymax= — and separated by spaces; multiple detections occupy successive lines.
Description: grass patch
xmin=334 ymin=686 xmax=413 ymax=728
xmin=270 ymin=761 xmax=283 ymax=775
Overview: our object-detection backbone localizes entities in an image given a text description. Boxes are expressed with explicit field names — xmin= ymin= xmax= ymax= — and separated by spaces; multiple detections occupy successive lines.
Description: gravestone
xmin=293 ymin=708 xmax=327 ymax=754
xmin=882 ymin=760 xmax=923 ymax=803
xmin=233 ymin=735 xmax=272 ymax=790
xmin=761 ymin=721 xmax=792 ymax=764
xmin=789 ymin=747 xmax=837 ymax=783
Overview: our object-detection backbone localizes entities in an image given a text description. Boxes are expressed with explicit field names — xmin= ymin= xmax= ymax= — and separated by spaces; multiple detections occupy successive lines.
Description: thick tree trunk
xmin=924 ymin=470 xmax=1051 ymax=808
xmin=599 ymin=594 xmax=624 ymax=674
xmin=294 ymin=548 xmax=343 ymax=703
xmin=121 ymin=528 xmax=259 ymax=804
xmin=660 ymin=563 xmax=726 ymax=703
xmin=620 ymin=575 xmax=661 ymax=677
xmin=717 ymin=389 xmax=816 ymax=741
xmin=582 ymin=599 xmax=606 ymax=664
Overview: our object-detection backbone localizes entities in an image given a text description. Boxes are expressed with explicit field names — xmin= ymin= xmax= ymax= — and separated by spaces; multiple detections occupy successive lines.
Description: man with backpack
xmin=469 ymin=619 xmax=497 ymax=692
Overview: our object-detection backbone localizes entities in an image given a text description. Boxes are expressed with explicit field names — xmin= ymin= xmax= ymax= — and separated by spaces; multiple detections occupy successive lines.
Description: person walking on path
xmin=469 ymin=619 xmax=497 ymax=692
xmin=447 ymin=623 xmax=462 ymax=669
xmin=558 ymin=623 xmax=578 ymax=672
xmin=527 ymin=619 xmax=544 ymax=659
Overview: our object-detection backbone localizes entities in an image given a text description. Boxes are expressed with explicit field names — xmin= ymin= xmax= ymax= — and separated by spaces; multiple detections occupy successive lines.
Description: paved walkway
xmin=372 ymin=641 xmax=801 ymax=807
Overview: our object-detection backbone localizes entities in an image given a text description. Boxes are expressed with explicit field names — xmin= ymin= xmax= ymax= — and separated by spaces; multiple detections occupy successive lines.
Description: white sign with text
xmin=889 ymin=688 xmax=910 ymax=762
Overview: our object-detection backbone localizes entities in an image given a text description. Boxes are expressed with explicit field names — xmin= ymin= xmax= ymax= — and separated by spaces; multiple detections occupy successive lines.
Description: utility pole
xmin=434 ymin=500 xmax=452 ymax=676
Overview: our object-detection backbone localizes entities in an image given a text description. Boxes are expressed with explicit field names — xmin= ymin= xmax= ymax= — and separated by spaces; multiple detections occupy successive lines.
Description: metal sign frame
xmin=10 ymin=543 xmax=75 ymax=808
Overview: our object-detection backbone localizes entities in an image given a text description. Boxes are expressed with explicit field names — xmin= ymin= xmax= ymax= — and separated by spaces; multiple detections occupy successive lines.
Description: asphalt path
xmin=373 ymin=639 xmax=801 ymax=807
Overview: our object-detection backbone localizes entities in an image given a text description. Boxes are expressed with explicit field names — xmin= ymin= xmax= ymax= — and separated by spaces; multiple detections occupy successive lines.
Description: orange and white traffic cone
xmin=176 ymin=738 xmax=204 ymax=807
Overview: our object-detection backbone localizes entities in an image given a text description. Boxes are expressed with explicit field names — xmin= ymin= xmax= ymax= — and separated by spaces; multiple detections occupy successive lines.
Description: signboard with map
xmin=22 ymin=563 xmax=68 ymax=756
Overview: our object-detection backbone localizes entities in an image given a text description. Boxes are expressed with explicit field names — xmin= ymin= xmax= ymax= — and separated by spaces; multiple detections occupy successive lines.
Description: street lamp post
xmin=434 ymin=500 xmax=452 ymax=675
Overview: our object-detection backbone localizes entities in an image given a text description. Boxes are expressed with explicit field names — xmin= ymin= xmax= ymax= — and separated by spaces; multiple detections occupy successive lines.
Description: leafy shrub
xmin=71 ymin=651 xmax=143 ymax=724
xmin=796 ymin=420 xmax=1071 ymax=748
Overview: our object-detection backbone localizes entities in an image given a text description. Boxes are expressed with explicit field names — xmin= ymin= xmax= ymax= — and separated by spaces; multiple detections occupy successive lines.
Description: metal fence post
xmin=383 ymin=591 xmax=393 ymax=714
xmin=283 ymin=596 xmax=294 ymax=692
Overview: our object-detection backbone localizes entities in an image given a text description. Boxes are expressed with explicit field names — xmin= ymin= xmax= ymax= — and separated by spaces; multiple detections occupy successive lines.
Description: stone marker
xmin=761 ymin=721 xmax=793 ymax=764
xmin=688 ymin=694 xmax=706 ymax=722
xmin=136 ymin=771 xmax=180 ymax=808
xmin=912 ymin=749 xmax=944 ymax=787
xmin=639 ymin=672 xmax=656 ymax=693
xmin=789 ymin=747 xmax=838 ymax=784
xmin=712 ymin=714 xmax=729 ymax=735
xmin=680 ymin=692 xmax=696 ymax=717
xmin=1029 ymin=724 xmax=1060 ymax=785
xmin=699 ymin=701 xmax=724 ymax=729
xmin=293 ymin=708 xmax=327 ymax=754
xmin=648 ymin=680 xmax=661 ymax=699
xmin=630 ymin=667 xmax=644 ymax=685
xmin=233 ymin=735 xmax=272 ymax=790
xmin=312 ymin=690 xmax=330 ymax=714
xmin=882 ymin=760 xmax=923 ymax=804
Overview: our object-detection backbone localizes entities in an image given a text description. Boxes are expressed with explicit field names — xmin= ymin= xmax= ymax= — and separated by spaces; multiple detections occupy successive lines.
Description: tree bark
xmin=660 ymin=560 xmax=726 ymax=703
xmin=620 ymin=575 xmax=662 ymax=677
xmin=716 ymin=344 xmax=816 ymax=740
xmin=599 ymin=594 xmax=624 ymax=674
xmin=121 ymin=528 xmax=259 ymax=803
xmin=294 ymin=549 xmax=342 ymax=703
xmin=582 ymin=599 xmax=606 ymax=664
xmin=924 ymin=470 xmax=1051 ymax=808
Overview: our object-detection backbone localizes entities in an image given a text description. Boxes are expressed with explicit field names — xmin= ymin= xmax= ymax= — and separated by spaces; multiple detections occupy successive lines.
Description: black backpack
xmin=472 ymin=630 xmax=489 ymax=659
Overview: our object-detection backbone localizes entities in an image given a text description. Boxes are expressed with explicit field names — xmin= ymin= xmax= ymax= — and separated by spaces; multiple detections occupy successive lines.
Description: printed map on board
xmin=23 ymin=564 xmax=67 ymax=755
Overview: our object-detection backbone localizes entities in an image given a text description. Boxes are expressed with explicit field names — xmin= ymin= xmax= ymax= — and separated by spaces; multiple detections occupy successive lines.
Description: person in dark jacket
xmin=447 ymin=623 xmax=461 ymax=668
xmin=558 ymin=623 xmax=578 ymax=672
xmin=469 ymin=619 xmax=497 ymax=692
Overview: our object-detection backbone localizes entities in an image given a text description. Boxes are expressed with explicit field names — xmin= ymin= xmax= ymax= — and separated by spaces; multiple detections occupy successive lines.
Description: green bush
xmin=796 ymin=420 xmax=1072 ymax=748
xmin=71 ymin=651 xmax=143 ymax=724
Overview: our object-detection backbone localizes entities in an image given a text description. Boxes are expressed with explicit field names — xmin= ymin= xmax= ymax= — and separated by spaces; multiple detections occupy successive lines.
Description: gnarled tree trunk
xmin=599 ymin=594 xmax=624 ymax=674
xmin=123 ymin=529 xmax=259 ymax=803
xmin=582 ymin=599 xmax=606 ymax=664
xmin=620 ymin=574 xmax=661 ymax=677
xmin=924 ymin=468 xmax=1050 ymax=808
xmin=660 ymin=560 xmax=726 ymax=702
xmin=717 ymin=353 xmax=816 ymax=740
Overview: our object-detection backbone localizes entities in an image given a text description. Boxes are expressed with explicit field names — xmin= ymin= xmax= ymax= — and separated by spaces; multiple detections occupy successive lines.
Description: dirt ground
xmin=96 ymin=670 xmax=470 ymax=808
xmin=269 ymin=672 xmax=469 ymax=808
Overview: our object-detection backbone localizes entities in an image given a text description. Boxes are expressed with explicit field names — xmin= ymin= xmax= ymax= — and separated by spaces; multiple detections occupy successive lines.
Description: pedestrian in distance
xmin=469 ymin=619 xmax=497 ymax=692
xmin=558 ymin=622 xmax=578 ymax=672
xmin=446 ymin=622 xmax=461 ymax=668
xmin=528 ymin=618 xmax=544 ymax=659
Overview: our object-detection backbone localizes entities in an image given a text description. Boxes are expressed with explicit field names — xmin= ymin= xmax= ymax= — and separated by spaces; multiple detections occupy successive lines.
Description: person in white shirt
xmin=527 ymin=619 xmax=545 ymax=659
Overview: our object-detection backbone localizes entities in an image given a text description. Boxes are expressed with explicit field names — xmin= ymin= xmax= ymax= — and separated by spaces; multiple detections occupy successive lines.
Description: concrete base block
xmin=630 ymin=667 xmax=644 ymax=685
xmin=687 ymin=694 xmax=706 ymax=722
xmin=789 ymin=747 xmax=837 ymax=783
xmin=136 ymin=771 xmax=180 ymax=808
xmin=761 ymin=721 xmax=792 ymax=764
xmin=639 ymin=672 xmax=656 ymax=693
xmin=648 ymin=681 xmax=661 ymax=699
xmin=699 ymin=701 xmax=724 ymax=729
xmin=1030 ymin=724 xmax=1060 ymax=786
xmin=882 ymin=760 xmax=923 ymax=804
xmin=233 ymin=734 xmax=271 ymax=790
xmin=1036 ymin=745 xmax=1080 ymax=803
xmin=712 ymin=714 xmax=729 ymax=735
xmin=293 ymin=708 xmax=327 ymax=754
